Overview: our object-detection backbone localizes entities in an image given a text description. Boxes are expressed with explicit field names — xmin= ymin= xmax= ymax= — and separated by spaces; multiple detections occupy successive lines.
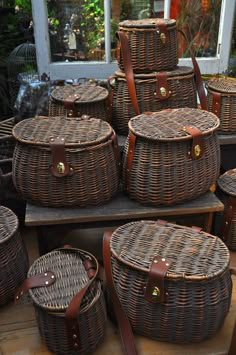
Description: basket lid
xmin=207 ymin=77 xmax=236 ymax=94
xmin=51 ymin=84 xmax=109 ymax=104
xmin=128 ymin=108 xmax=220 ymax=141
xmin=115 ymin=66 xmax=193 ymax=80
xmin=0 ymin=117 xmax=15 ymax=137
xmin=118 ymin=18 xmax=176 ymax=29
xmin=27 ymin=248 xmax=98 ymax=311
xmin=12 ymin=116 xmax=113 ymax=147
xmin=218 ymin=169 xmax=236 ymax=196
xmin=0 ymin=206 xmax=18 ymax=244
xmin=110 ymin=220 xmax=230 ymax=280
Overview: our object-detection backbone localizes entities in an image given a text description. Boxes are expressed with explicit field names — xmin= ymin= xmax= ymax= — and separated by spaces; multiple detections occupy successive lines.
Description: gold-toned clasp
xmin=160 ymin=87 xmax=167 ymax=97
xmin=194 ymin=144 xmax=201 ymax=157
xmin=57 ymin=162 xmax=65 ymax=174
xmin=160 ymin=32 xmax=166 ymax=44
xmin=152 ymin=286 xmax=160 ymax=298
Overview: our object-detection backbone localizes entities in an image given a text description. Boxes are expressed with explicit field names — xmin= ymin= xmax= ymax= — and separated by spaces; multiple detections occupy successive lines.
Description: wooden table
xmin=25 ymin=191 xmax=224 ymax=255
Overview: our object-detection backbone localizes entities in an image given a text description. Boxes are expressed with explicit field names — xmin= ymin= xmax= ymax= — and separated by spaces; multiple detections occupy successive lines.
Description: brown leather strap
xmin=125 ymin=132 xmax=136 ymax=192
xmin=103 ymin=231 xmax=138 ymax=355
xmin=183 ymin=125 xmax=204 ymax=159
xmin=220 ymin=195 xmax=236 ymax=243
xmin=15 ymin=271 xmax=56 ymax=302
xmin=155 ymin=72 xmax=170 ymax=100
xmin=212 ymin=91 xmax=221 ymax=117
xmin=49 ymin=136 xmax=74 ymax=177
xmin=228 ymin=319 xmax=236 ymax=355
xmin=157 ymin=21 xmax=170 ymax=44
xmin=116 ymin=31 xmax=140 ymax=115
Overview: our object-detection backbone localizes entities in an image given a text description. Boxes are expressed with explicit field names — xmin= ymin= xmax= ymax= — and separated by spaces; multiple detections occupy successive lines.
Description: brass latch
xmin=160 ymin=32 xmax=166 ymax=44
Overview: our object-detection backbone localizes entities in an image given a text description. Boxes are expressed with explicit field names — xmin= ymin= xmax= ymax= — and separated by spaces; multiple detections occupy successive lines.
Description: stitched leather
xmin=49 ymin=136 xmax=73 ymax=177
xmin=183 ymin=125 xmax=204 ymax=160
xmin=212 ymin=91 xmax=221 ymax=117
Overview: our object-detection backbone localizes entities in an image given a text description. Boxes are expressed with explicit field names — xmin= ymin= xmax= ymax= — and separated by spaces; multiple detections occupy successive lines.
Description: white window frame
xmin=32 ymin=0 xmax=235 ymax=80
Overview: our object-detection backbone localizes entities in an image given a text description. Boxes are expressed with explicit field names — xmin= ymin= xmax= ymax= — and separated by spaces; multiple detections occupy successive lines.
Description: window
xmin=32 ymin=0 xmax=235 ymax=80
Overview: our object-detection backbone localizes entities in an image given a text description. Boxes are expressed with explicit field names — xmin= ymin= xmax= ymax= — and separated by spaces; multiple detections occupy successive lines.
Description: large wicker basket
xmin=12 ymin=116 xmax=120 ymax=207
xmin=117 ymin=18 xmax=178 ymax=73
xmin=109 ymin=66 xmax=198 ymax=135
xmin=207 ymin=77 xmax=236 ymax=134
xmin=49 ymin=84 xmax=111 ymax=123
xmin=0 ymin=206 xmax=28 ymax=305
xmin=122 ymin=108 xmax=220 ymax=205
xmin=15 ymin=247 xmax=107 ymax=354
xmin=105 ymin=220 xmax=232 ymax=343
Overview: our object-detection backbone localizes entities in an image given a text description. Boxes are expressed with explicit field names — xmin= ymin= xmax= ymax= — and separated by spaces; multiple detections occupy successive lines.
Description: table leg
xmin=203 ymin=212 xmax=213 ymax=233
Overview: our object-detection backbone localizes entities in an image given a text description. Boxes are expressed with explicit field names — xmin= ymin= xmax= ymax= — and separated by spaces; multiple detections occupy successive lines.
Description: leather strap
xmin=155 ymin=72 xmax=170 ymax=100
xmin=103 ymin=231 xmax=138 ymax=355
xmin=156 ymin=21 xmax=170 ymax=44
xmin=220 ymin=195 xmax=236 ymax=244
xmin=212 ymin=91 xmax=221 ymax=117
xmin=125 ymin=132 xmax=136 ymax=192
xmin=183 ymin=125 xmax=204 ymax=159
xmin=49 ymin=136 xmax=74 ymax=177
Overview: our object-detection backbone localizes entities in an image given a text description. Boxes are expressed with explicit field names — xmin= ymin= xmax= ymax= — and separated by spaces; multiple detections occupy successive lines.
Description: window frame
xmin=32 ymin=0 xmax=235 ymax=80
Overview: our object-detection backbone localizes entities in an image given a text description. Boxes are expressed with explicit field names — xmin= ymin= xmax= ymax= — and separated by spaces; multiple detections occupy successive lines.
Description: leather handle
xmin=103 ymin=231 xmax=138 ymax=355
xmin=125 ymin=132 xmax=136 ymax=192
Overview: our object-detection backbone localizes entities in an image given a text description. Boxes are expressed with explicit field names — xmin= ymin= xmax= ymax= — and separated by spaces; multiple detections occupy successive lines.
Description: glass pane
xmin=228 ymin=7 xmax=236 ymax=76
xmin=170 ymin=0 xmax=222 ymax=58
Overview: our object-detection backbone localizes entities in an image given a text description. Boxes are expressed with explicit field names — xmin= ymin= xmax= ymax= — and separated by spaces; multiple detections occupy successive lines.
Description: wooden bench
xmin=25 ymin=190 xmax=224 ymax=255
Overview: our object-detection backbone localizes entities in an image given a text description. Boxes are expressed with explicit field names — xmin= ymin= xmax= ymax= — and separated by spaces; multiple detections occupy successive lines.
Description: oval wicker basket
xmin=122 ymin=108 xmax=220 ymax=205
xmin=109 ymin=66 xmax=198 ymax=135
xmin=15 ymin=248 xmax=107 ymax=354
xmin=108 ymin=219 xmax=232 ymax=343
xmin=0 ymin=206 xmax=28 ymax=305
xmin=207 ymin=77 xmax=236 ymax=134
xmin=117 ymin=18 xmax=178 ymax=73
xmin=12 ymin=116 xmax=120 ymax=207
xmin=49 ymin=84 xmax=111 ymax=123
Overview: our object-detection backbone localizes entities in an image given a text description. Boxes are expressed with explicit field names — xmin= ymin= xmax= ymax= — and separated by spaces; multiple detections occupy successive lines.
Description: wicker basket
xmin=15 ymin=247 xmax=107 ymax=354
xmin=0 ymin=206 xmax=28 ymax=305
xmin=213 ymin=169 xmax=236 ymax=251
xmin=207 ymin=77 xmax=236 ymax=134
xmin=49 ymin=84 xmax=111 ymax=123
xmin=0 ymin=117 xmax=15 ymax=160
xmin=117 ymin=18 xmax=178 ymax=73
xmin=12 ymin=115 xmax=120 ymax=207
xmin=105 ymin=219 xmax=232 ymax=343
xmin=109 ymin=66 xmax=198 ymax=135
xmin=122 ymin=108 xmax=220 ymax=205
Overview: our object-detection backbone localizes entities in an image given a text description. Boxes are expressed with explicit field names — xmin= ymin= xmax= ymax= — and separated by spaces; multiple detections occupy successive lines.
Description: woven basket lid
xmin=110 ymin=220 xmax=230 ymax=280
xmin=27 ymin=248 xmax=98 ymax=311
xmin=0 ymin=206 xmax=18 ymax=244
xmin=51 ymin=84 xmax=109 ymax=104
xmin=118 ymin=18 xmax=176 ymax=29
xmin=218 ymin=169 xmax=236 ymax=196
xmin=12 ymin=116 xmax=113 ymax=147
xmin=207 ymin=77 xmax=236 ymax=94
xmin=128 ymin=108 xmax=220 ymax=141
xmin=115 ymin=66 xmax=193 ymax=80
xmin=0 ymin=117 xmax=15 ymax=137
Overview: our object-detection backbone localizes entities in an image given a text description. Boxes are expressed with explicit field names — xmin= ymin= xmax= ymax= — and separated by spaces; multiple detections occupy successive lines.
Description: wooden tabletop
xmin=25 ymin=191 xmax=224 ymax=227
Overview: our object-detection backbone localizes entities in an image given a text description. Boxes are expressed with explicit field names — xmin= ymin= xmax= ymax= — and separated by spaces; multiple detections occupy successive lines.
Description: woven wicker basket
xmin=106 ymin=219 xmax=232 ymax=343
xmin=0 ymin=117 xmax=15 ymax=160
xmin=122 ymin=108 xmax=220 ymax=205
xmin=49 ymin=84 xmax=111 ymax=123
xmin=12 ymin=116 xmax=120 ymax=207
xmin=0 ymin=206 xmax=28 ymax=305
xmin=109 ymin=66 xmax=198 ymax=135
xmin=117 ymin=18 xmax=178 ymax=73
xmin=214 ymin=169 xmax=236 ymax=251
xmin=207 ymin=77 xmax=236 ymax=134
xmin=15 ymin=248 xmax=107 ymax=354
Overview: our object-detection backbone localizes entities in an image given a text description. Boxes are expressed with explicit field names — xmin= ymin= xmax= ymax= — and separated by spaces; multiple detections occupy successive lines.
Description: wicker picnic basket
xmin=0 ymin=206 xmax=28 ymax=305
xmin=109 ymin=66 xmax=198 ymax=135
xmin=0 ymin=117 xmax=15 ymax=160
xmin=103 ymin=220 xmax=232 ymax=344
xmin=122 ymin=108 xmax=220 ymax=206
xmin=207 ymin=77 xmax=236 ymax=133
xmin=49 ymin=84 xmax=111 ymax=123
xmin=213 ymin=169 xmax=236 ymax=251
xmin=12 ymin=115 xmax=120 ymax=207
xmin=15 ymin=247 xmax=107 ymax=354
xmin=117 ymin=18 xmax=178 ymax=73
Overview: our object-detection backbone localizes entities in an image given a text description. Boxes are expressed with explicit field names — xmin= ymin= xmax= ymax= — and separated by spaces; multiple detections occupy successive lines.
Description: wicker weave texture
xmin=12 ymin=116 xmax=120 ymax=207
xmin=110 ymin=220 xmax=232 ymax=343
xmin=27 ymin=249 xmax=106 ymax=354
xmin=0 ymin=206 xmax=28 ymax=305
xmin=0 ymin=117 xmax=15 ymax=160
xmin=110 ymin=67 xmax=197 ymax=135
xmin=118 ymin=18 xmax=178 ymax=73
xmin=122 ymin=108 xmax=220 ymax=205
xmin=49 ymin=85 xmax=111 ymax=122
xmin=207 ymin=78 xmax=236 ymax=134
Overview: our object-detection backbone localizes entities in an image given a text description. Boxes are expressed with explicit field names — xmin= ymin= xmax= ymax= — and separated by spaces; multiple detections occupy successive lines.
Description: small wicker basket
xmin=0 ymin=117 xmax=15 ymax=160
xmin=12 ymin=115 xmax=120 ymax=207
xmin=207 ymin=77 xmax=236 ymax=134
xmin=49 ymin=84 xmax=111 ymax=122
xmin=117 ymin=18 xmax=178 ymax=73
xmin=109 ymin=66 xmax=198 ymax=135
xmin=0 ymin=206 xmax=28 ymax=305
xmin=122 ymin=108 xmax=220 ymax=205
xmin=106 ymin=219 xmax=232 ymax=343
xmin=15 ymin=247 xmax=107 ymax=354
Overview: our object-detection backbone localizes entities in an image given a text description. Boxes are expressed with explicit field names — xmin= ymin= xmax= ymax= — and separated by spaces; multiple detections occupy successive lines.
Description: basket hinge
xmin=212 ymin=91 xmax=221 ymax=117
xmin=49 ymin=136 xmax=74 ymax=177
xmin=155 ymin=72 xmax=170 ymax=100
xmin=144 ymin=255 xmax=172 ymax=303
xmin=221 ymin=194 xmax=236 ymax=244
xmin=183 ymin=125 xmax=204 ymax=160
xmin=125 ymin=132 xmax=136 ymax=192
